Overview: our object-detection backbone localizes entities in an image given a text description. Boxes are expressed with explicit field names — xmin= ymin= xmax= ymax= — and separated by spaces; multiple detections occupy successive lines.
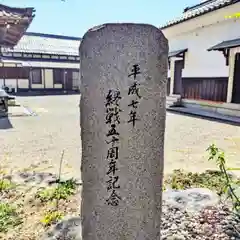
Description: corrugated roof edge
xmin=25 ymin=32 xmax=82 ymax=41
xmin=161 ymin=0 xmax=240 ymax=29
xmin=0 ymin=4 xmax=35 ymax=16
xmin=183 ymin=0 xmax=215 ymax=13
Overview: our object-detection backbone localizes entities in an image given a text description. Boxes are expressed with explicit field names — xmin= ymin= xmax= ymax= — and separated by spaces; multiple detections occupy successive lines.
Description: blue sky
xmin=2 ymin=0 xmax=200 ymax=37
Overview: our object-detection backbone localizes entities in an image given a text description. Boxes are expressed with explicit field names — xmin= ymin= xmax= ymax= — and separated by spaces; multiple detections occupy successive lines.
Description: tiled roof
xmin=161 ymin=0 xmax=240 ymax=29
xmin=168 ymin=48 xmax=187 ymax=57
xmin=208 ymin=37 xmax=240 ymax=50
xmin=2 ymin=32 xmax=81 ymax=56
xmin=0 ymin=4 xmax=34 ymax=23
xmin=0 ymin=4 xmax=35 ymax=47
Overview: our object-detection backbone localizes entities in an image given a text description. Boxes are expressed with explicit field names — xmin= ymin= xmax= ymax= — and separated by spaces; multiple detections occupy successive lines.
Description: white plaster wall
xmin=0 ymin=79 xmax=4 ymax=88
xmin=167 ymin=70 xmax=170 ymax=78
xmin=22 ymin=61 xmax=79 ymax=69
xmin=163 ymin=2 xmax=240 ymax=78
xmin=0 ymin=60 xmax=22 ymax=67
xmin=54 ymin=84 xmax=63 ymax=89
xmin=44 ymin=69 xmax=53 ymax=88
xmin=32 ymin=84 xmax=44 ymax=89
xmin=230 ymin=46 xmax=240 ymax=56
xmin=4 ymin=79 xmax=17 ymax=91
xmin=2 ymin=63 xmax=16 ymax=67
xmin=18 ymin=79 xmax=29 ymax=89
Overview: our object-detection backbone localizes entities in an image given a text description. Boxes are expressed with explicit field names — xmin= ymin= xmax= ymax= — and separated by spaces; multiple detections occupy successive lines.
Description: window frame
xmin=53 ymin=68 xmax=65 ymax=84
xmin=30 ymin=68 xmax=42 ymax=84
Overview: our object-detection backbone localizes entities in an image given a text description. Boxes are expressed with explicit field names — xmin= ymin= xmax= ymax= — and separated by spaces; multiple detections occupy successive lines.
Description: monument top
xmin=86 ymin=23 xmax=162 ymax=32
xmin=79 ymin=23 xmax=167 ymax=55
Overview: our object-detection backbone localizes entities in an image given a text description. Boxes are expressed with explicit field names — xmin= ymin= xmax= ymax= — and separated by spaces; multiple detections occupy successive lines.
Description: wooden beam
xmin=221 ymin=49 xmax=229 ymax=66
xmin=0 ymin=26 xmax=8 ymax=42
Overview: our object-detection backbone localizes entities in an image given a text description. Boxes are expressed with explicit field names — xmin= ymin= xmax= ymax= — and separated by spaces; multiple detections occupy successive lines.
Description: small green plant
xmin=164 ymin=169 xmax=229 ymax=194
xmin=0 ymin=203 xmax=22 ymax=232
xmin=36 ymin=187 xmax=55 ymax=202
xmin=40 ymin=210 xmax=63 ymax=226
xmin=0 ymin=179 xmax=16 ymax=192
xmin=207 ymin=144 xmax=240 ymax=212
xmin=36 ymin=178 xmax=77 ymax=202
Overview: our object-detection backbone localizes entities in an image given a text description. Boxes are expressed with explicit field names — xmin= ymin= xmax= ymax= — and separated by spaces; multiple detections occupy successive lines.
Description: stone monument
xmin=0 ymin=89 xmax=9 ymax=117
xmin=80 ymin=23 xmax=168 ymax=240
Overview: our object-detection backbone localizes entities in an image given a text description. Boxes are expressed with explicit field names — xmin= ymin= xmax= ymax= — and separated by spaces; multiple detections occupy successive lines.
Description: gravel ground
xmin=161 ymin=202 xmax=240 ymax=240
xmin=0 ymin=95 xmax=81 ymax=180
xmin=0 ymin=96 xmax=240 ymax=239
xmin=0 ymin=95 xmax=239 ymax=178
xmin=41 ymin=202 xmax=240 ymax=240
xmin=39 ymin=187 xmax=240 ymax=240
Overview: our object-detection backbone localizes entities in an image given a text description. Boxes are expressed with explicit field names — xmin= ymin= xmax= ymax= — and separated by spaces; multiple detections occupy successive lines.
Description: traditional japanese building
xmin=1 ymin=32 xmax=81 ymax=93
xmin=0 ymin=4 xmax=80 ymax=93
xmin=163 ymin=0 xmax=240 ymax=116
xmin=0 ymin=3 xmax=35 ymax=92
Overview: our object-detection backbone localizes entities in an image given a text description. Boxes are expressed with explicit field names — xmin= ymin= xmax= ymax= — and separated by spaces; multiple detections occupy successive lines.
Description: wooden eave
xmin=0 ymin=4 xmax=35 ymax=48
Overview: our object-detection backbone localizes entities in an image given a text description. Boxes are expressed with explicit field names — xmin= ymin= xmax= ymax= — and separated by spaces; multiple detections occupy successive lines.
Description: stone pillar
xmin=80 ymin=23 xmax=168 ymax=240
xmin=169 ymin=58 xmax=175 ymax=95
xmin=227 ymin=48 xmax=237 ymax=103
xmin=0 ymin=89 xmax=8 ymax=117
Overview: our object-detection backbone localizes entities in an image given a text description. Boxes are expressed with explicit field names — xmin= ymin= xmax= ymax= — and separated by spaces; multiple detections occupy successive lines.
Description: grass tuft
xmin=0 ymin=179 xmax=16 ymax=192
xmin=164 ymin=169 xmax=239 ymax=196
xmin=40 ymin=210 xmax=63 ymax=226
xmin=36 ymin=178 xmax=77 ymax=202
xmin=0 ymin=203 xmax=22 ymax=233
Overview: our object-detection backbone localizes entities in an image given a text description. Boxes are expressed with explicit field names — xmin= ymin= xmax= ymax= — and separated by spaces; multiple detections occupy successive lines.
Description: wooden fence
xmin=182 ymin=77 xmax=228 ymax=102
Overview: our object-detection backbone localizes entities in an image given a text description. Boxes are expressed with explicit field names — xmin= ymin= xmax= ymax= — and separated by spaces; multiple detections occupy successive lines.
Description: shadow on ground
xmin=14 ymin=90 xmax=80 ymax=97
xmin=3 ymin=171 xmax=82 ymax=187
xmin=41 ymin=217 xmax=81 ymax=240
xmin=0 ymin=117 xmax=13 ymax=129
xmin=167 ymin=110 xmax=240 ymax=127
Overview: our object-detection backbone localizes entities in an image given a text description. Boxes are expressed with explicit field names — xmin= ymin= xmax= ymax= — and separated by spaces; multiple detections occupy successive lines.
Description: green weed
xmin=40 ymin=210 xmax=63 ymax=226
xmin=36 ymin=178 xmax=77 ymax=202
xmin=0 ymin=179 xmax=16 ymax=192
xmin=0 ymin=203 xmax=22 ymax=232
xmin=207 ymin=144 xmax=240 ymax=212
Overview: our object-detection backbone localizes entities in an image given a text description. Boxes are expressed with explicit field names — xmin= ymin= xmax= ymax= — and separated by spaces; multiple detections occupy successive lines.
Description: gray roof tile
xmin=208 ymin=37 xmax=240 ymax=50
xmin=0 ymin=4 xmax=34 ymax=20
xmin=2 ymin=32 xmax=81 ymax=56
xmin=161 ymin=0 xmax=239 ymax=29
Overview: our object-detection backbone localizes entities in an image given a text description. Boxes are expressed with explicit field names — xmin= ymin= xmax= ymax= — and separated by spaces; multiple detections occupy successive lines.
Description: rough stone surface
xmin=0 ymin=89 xmax=8 ymax=115
xmin=162 ymin=188 xmax=220 ymax=213
xmin=80 ymin=23 xmax=168 ymax=240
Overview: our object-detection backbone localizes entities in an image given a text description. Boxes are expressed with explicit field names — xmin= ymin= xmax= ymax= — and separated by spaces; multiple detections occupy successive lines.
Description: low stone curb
xmin=167 ymin=107 xmax=240 ymax=125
